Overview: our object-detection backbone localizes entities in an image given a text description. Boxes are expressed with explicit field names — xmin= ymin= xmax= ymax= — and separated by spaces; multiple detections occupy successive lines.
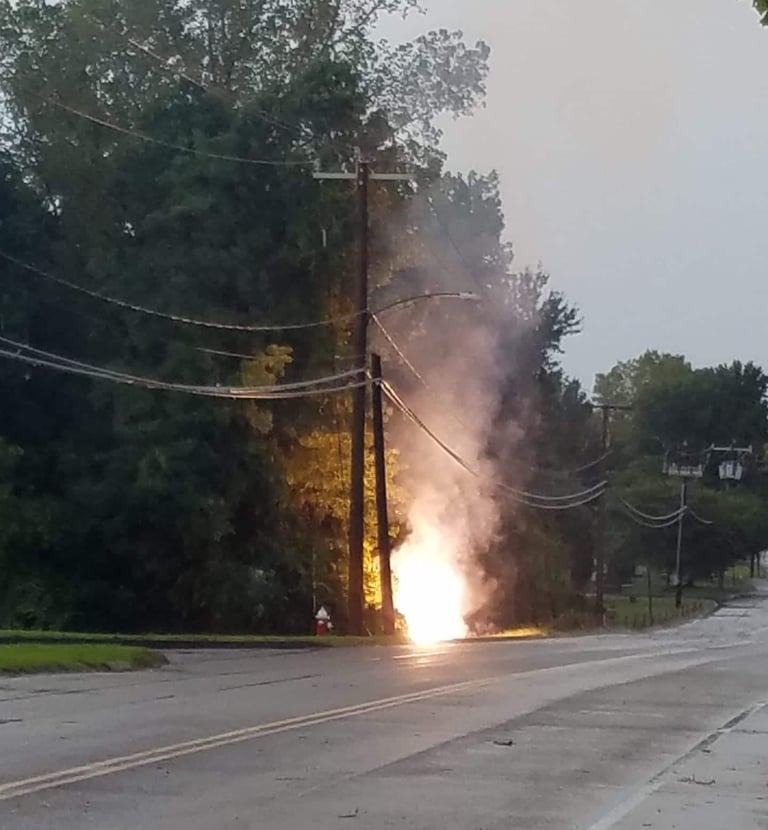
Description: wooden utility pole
xmin=592 ymin=403 xmax=632 ymax=626
xmin=647 ymin=565 xmax=654 ymax=626
xmin=674 ymin=480 xmax=688 ymax=609
xmin=371 ymin=353 xmax=395 ymax=634
xmin=314 ymin=159 xmax=412 ymax=635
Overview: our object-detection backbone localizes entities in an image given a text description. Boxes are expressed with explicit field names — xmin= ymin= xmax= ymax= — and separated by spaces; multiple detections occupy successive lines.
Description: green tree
xmin=598 ymin=351 xmax=768 ymax=588
xmin=0 ymin=0 xmax=495 ymax=632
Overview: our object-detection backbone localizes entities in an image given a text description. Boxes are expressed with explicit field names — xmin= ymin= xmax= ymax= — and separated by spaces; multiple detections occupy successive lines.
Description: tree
xmin=594 ymin=351 xmax=690 ymax=408
xmin=633 ymin=361 xmax=768 ymax=454
xmin=0 ymin=0 xmax=496 ymax=632
xmin=597 ymin=350 xmax=768 ymax=588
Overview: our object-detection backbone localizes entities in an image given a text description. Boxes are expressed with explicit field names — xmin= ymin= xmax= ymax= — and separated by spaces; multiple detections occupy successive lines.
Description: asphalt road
xmin=3 ymin=591 xmax=768 ymax=830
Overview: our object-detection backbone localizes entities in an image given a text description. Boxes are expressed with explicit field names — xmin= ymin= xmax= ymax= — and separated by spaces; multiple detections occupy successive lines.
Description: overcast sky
xmin=380 ymin=0 xmax=768 ymax=390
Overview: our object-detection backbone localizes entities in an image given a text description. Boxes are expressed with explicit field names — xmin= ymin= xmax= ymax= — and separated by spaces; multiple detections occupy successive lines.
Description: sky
xmin=380 ymin=0 xmax=768 ymax=390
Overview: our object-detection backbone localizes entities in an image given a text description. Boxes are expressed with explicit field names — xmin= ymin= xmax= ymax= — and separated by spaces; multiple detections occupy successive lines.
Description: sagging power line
xmin=1 ymin=250 xmax=479 ymax=337
xmin=0 ymin=250 xmax=358 ymax=333
xmin=42 ymin=96 xmax=316 ymax=168
xmin=381 ymin=379 xmax=608 ymax=510
xmin=0 ymin=336 xmax=366 ymax=400
xmin=373 ymin=315 xmax=611 ymax=482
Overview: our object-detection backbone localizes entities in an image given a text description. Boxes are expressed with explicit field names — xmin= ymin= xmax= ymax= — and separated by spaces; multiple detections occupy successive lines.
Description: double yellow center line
xmin=0 ymin=676 xmax=495 ymax=801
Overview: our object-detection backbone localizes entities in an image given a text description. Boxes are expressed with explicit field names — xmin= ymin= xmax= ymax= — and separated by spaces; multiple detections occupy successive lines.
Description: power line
xmin=565 ymin=452 xmax=613 ymax=475
xmin=375 ymin=317 xmax=610 ymax=491
xmin=0 ymin=337 xmax=366 ymax=400
xmin=0 ymin=250 xmax=358 ymax=333
xmin=688 ymin=508 xmax=714 ymax=526
xmin=381 ymin=379 xmax=607 ymax=509
xmin=617 ymin=497 xmax=687 ymax=524
xmin=423 ymin=193 xmax=491 ymax=300
xmin=618 ymin=507 xmax=688 ymax=530
xmin=615 ymin=496 xmax=715 ymax=530
xmin=5 ymin=288 xmax=272 ymax=365
xmin=0 ymin=333 xmax=364 ymax=391
xmin=3 ymin=252 xmax=480 ymax=336
xmin=82 ymin=12 xmax=357 ymax=155
xmin=372 ymin=314 xmax=429 ymax=388
xmin=374 ymin=314 xmax=610 ymax=482
xmin=195 ymin=347 xmax=267 ymax=361
xmin=42 ymin=96 xmax=316 ymax=168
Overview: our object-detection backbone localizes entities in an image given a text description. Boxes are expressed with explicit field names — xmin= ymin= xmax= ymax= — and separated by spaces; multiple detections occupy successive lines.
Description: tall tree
xmin=0 ymin=0 xmax=494 ymax=632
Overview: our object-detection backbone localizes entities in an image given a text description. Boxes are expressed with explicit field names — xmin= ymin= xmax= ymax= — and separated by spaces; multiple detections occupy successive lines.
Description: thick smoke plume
xmin=375 ymin=202 xmax=537 ymax=636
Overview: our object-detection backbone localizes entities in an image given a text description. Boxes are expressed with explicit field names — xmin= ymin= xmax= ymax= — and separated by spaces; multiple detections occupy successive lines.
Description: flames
xmin=392 ymin=524 xmax=469 ymax=645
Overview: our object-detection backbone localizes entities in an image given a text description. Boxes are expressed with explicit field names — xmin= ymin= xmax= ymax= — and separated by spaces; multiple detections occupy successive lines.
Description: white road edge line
xmin=584 ymin=701 xmax=767 ymax=830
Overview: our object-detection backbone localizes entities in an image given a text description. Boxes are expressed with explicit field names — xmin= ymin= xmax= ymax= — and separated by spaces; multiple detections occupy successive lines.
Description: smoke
xmin=376 ymin=217 xmax=537 ymax=636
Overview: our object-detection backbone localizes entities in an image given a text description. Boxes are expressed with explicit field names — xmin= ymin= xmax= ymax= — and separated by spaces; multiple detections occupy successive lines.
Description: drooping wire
xmin=0 ymin=333 xmax=364 ymax=391
xmin=688 ymin=508 xmax=714 ymax=526
xmin=0 ymin=250 xmax=360 ymax=332
xmin=195 ymin=346 xmax=267 ymax=361
xmin=423 ymin=193 xmax=491 ymax=300
xmin=0 ymin=337 xmax=367 ymax=400
xmin=618 ymin=508 xmax=688 ymax=530
xmin=373 ymin=314 xmax=609 ymax=482
xmin=617 ymin=497 xmax=687 ymax=524
xmin=81 ymin=11 xmax=358 ymax=156
xmin=381 ymin=379 xmax=607 ymax=509
xmin=42 ymin=96 xmax=316 ymax=168
xmin=566 ymin=452 xmax=613 ymax=475
xmin=2 ymin=253 xmax=476 ymax=337
xmin=372 ymin=314 xmax=429 ymax=388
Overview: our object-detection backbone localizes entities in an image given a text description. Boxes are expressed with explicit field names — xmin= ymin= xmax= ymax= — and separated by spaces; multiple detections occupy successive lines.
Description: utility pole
xmin=314 ymin=158 xmax=412 ymax=635
xmin=592 ymin=402 xmax=632 ymax=626
xmin=345 ymin=158 xmax=369 ymax=637
xmin=647 ymin=565 xmax=654 ymax=627
xmin=371 ymin=353 xmax=395 ymax=634
xmin=675 ymin=480 xmax=688 ymax=609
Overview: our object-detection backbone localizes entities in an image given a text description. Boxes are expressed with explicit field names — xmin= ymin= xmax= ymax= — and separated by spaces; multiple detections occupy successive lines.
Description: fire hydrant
xmin=315 ymin=605 xmax=333 ymax=636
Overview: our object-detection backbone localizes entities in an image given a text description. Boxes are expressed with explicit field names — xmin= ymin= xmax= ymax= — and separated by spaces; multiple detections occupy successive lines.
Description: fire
xmin=392 ymin=527 xmax=468 ymax=645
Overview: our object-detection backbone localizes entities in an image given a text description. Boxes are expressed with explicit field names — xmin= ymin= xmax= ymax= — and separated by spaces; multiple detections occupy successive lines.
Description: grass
xmin=2 ymin=574 xmax=751 ymax=649
xmin=0 ymin=630 xmax=411 ymax=648
xmin=0 ymin=644 xmax=167 ymax=675
xmin=477 ymin=626 xmax=549 ymax=640
xmin=605 ymin=595 xmax=717 ymax=630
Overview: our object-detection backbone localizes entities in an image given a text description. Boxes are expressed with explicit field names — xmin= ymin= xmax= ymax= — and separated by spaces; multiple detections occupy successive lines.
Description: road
xmin=2 ymin=591 xmax=768 ymax=830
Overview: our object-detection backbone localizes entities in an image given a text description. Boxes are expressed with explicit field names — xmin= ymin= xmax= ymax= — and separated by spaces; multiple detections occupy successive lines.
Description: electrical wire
xmin=516 ymin=487 xmax=607 ymax=511
xmin=0 ymin=333 xmax=364 ymax=390
xmin=0 ymin=250 xmax=359 ymax=332
xmin=371 ymin=314 xmax=430 ymax=389
xmin=2 ymin=252 xmax=478 ymax=336
xmin=0 ymin=337 xmax=367 ymax=399
xmin=374 ymin=315 xmax=610 ymax=485
xmin=43 ymin=96 xmax=316 ymax=168
xmin=82 ymin=12 xmax=358 ymax=155
xmin=0 ymin=333 xmax=365 ymax=391
xmin=3 ymin=287 xmax=267 ymax=365
xmin=617 ymin=497 xmax=687 ymax=523
xmin=565 ymin=452 xmax=613 ymax=475
xmin=688 ymin=508 xmax=714 ymax=526
xmin=424 ymin=193 xmax=491 ymax=300
xmin=381 ymin=379 xmax=608 ymax=508
xmin=618 ymin=507 xmax=688 ymax=530
xmin=0 ymin=347 xmax=369 ymax=399
xmin=195 ymin=347 xmax=266 ymax=360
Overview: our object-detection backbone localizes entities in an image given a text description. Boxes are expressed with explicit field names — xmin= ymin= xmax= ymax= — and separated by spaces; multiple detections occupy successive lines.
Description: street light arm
xmin=372 ymin=291 xmax=480 ymax=316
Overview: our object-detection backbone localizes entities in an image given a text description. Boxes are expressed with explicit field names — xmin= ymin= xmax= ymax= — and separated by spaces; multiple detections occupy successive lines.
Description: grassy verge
xmin=0 ymin=630 xmax=410 ymax=649
xmin=0 ymin=644 xmax=167 ymax=674
xmin=605 ymin=595 xmax=717 ymax=630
